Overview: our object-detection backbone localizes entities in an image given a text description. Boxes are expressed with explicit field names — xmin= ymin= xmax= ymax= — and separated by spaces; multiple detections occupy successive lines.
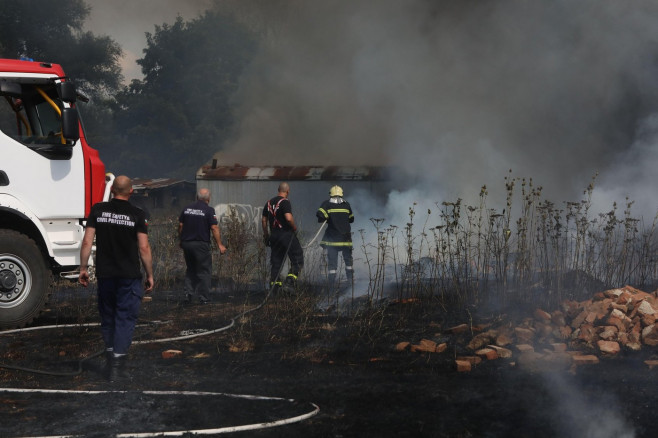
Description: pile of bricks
xmin=396 ymin=285 xmax=658 ymax=373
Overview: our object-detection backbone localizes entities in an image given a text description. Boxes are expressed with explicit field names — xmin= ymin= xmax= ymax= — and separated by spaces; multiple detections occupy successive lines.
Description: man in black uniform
xmin=178 ymin=188 xmax=227 ymax=304
xmin=79 ymin=175 xmax=154 ymax=382
xmin=316 ymin=185 xmax=354 ymax=287
xmin=262 ymin=182 xmax=304 ymax=291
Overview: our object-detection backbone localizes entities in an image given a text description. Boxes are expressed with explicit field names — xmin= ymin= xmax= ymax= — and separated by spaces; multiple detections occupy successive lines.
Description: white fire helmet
xmin=329 ymin=185 xmax=343 ymax=197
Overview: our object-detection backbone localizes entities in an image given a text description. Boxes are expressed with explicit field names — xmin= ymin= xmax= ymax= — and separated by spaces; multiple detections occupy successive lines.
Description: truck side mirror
xmin=56 ymin=81 xmax=77 ymax=103
xmin=61 ymin=107 xmax=80 ymax=141
xmin=0 ymin=81 xmax=22 ymax=97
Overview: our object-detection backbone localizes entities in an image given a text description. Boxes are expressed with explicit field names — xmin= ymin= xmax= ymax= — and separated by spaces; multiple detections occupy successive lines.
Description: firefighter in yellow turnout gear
xmin=316 ymin=185 xmax=354 ymax=287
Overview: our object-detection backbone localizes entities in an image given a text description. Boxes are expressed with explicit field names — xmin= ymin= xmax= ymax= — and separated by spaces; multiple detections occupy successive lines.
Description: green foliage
xmin=104 ymin=11 xmax=258 ymax=179
xmin=0 ymin=0 xmax=123 ymax=99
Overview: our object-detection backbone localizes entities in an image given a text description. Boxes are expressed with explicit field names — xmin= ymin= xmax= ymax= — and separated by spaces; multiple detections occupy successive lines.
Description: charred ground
xmin=1 ymin=282 xmax=657 ymax=437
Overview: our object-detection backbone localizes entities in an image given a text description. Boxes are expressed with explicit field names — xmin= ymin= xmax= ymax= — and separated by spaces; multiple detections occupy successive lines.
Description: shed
xmin=130 ymin=178 xmax=196 ymax=216
xmin=196 ymin=161 xmax=393 ymax=237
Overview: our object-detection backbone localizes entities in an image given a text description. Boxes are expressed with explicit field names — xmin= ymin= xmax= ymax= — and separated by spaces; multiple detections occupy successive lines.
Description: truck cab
xmin=0 ymin=58 xmax=108 ymax=328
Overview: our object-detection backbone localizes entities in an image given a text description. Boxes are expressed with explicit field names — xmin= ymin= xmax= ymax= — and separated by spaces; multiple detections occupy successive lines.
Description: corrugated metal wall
xmin=198 ymin=179 xmax=390 ymax=238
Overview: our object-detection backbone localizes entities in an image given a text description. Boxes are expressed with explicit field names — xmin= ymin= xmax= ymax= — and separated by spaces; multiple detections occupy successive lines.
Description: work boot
xmin=107 ymin=355 xmax=129 ymax=382
xmin=282 ymin=275 xmax=297 ymax=294
xmin=101 ymin=350 xmax=113 ymax=379
xmin=269 ymin=281 xmax=282 ymax=294
xmin=326 ymin=273 xmax=337 ymax=294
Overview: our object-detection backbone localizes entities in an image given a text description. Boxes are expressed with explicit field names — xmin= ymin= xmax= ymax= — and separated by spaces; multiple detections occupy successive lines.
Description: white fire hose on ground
xmin=0 ymin=272 xmax=321 ymax=436
xmin=0 ymin=222 xmax=332 ymax=436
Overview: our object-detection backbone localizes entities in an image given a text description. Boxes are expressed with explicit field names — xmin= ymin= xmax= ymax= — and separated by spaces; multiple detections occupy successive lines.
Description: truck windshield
xmin=0 ymin=83 xmax=68 ymax=146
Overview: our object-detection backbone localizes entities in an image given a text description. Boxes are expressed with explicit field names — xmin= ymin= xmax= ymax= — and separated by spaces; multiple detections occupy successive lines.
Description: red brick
xmin=495 ymin=333 xmax=513 ymax=347
xmin=593 ymin=292 xmax=606 ymax=301
xmin=488 ymin=345 xmax=512 ymax=359
xmin=550 ymin=343 xmax=567 ymax=352
xmin=597 ymin=340 xmax=620 ymax=355
xmin=598 ymin=326 xmax=618 ymax=341
xmin=559 ymin=325 xmax=572 ymax=340
xmin=577 ymin=324 xmax=597 ymax=343
xmin=537 ymin=323 xmax=553 ymax=339
xmin=395 ymin=341 xmax=410 ymax=352
xmin=162 ymin=350 xmax=183 ymax=359
xmin=572 ymin=355 xmax=600 ymax=365
xmin=617 ymin=290 xmax=633 ymax=305
xmin=514 ymin=327 xmax=535 ymax=343
xmin=467 ymin=332 xmax=495 ymax=351
xmin=455 ymin=360 xmax=472 ymax=372
xmin=641 ymin=324 xmax=658 ymax=346
xmin=571 ymin=309 xmax=588 ymax=328
xmin=644 ymin=359 xmax=658 ymax=370
xmin=456 ymin=356 xmax=482 ymax=365
xmin=445 ymin=324 xmax=469 ymax=334
xmin=419 ymin=339 xmax=437 ymax=350
xmin=516 ymin=344 xmax=534 ymax=353
xmin=603 ymin=288 xmax=623 ymax=299
xmin=475 ymin=347 xmax=498 ymax=360
xmin=411 ymin=339 xmax=446 ymax=353
xmin=637 ymin=300 xmax=656 ymax=316
xmin=534 ymin=309 xmax=552 ymax=321
xmin=551 ymin=311 xmax=566 ymax=326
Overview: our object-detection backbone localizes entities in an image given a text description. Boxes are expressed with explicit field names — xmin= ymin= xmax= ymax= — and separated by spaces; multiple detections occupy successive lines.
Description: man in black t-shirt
xmin=79 ymin=175 xmax=154 ymax=382
xmin=178 ymin=188 xmax=227 ymax=304
xmin=262 ymin=182 xmax=304 ymax=291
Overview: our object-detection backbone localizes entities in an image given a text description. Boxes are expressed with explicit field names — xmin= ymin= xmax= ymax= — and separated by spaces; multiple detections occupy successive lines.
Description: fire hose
xmin=0 ymin=223 xmax=327 ymax=372
xmin=0 ymin=224 xmax=327 ymax=436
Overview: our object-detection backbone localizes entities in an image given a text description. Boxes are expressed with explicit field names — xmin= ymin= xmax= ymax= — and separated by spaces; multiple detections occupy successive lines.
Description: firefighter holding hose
xmin=262 ymin=182 xmax=304 ymax=292
xmin=316 ymin=185 xmax=354 ymax=288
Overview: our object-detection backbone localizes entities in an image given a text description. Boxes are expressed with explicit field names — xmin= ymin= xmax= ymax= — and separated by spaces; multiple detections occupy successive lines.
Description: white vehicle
xmin=0 ymin=58 xmax=109 ymax=328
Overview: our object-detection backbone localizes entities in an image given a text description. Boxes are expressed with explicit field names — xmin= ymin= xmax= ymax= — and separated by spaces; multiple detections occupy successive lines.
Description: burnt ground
xmin=1 ymin=282 xmax=658 ymax=438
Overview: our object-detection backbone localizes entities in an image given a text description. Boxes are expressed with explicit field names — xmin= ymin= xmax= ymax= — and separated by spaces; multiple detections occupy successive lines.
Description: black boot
xmin=282 ymin=275 xmax=297 ymax=294
xmin=107 ymin=355 xmax=129 ymax=382
xmin=102 ymin=350 xmax=113 ymax=380
xmin=327 ymin=273 xmax=337 ymax=294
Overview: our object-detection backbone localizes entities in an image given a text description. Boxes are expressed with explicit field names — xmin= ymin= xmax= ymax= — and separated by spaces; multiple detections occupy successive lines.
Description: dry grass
xmin=51 ymin=174 xmax=658 ymax=350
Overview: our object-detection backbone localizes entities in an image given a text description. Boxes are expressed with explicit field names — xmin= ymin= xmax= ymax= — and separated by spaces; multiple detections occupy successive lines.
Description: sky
xmin=84 ymin=0 xmax=658 ymax=222
xmin=84 ymin=0 xmax=211 ymax=83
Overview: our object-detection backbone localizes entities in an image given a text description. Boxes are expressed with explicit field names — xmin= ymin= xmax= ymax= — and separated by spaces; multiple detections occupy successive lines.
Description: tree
xmin=0 ymin=0 xmax=123 ymax=99
xmin=107 ymin=11 xmax=257 ymax=179
xmin=0 ymin=0 xmax=124 ymax=169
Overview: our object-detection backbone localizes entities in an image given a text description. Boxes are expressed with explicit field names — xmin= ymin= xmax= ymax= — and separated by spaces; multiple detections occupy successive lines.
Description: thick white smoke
xmin=226 ymin=0 xmax=658 ymax=219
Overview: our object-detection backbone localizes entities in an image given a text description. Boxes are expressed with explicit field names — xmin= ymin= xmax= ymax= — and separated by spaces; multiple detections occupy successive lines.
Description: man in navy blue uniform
xmin=178 ymin=188 xmax=227 ymax=304
xmin=262 ymin=182 xmax=304 ymax=291
xmin=79 ymin=175 xmax=154 ymax=382
xmin=316 ymin=185 xmax=354 ymax=287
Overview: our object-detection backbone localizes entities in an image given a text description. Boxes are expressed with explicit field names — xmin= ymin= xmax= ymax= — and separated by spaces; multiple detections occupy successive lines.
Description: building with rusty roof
xmin=195 ymin=155 xmax=393 ymax=238
xmin=130 ymin=178 xmax=196 ymax=215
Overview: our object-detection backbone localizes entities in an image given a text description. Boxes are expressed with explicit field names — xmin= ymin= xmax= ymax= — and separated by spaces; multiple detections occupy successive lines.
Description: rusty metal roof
xmin=131 ymin=178 xmax=194 ymax=191
xmin=197 ymin=164 xmax=391 ymax=181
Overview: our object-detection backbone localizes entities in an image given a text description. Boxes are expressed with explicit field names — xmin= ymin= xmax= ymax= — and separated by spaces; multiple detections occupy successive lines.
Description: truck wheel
xmin=0 ymin=230 xmax=51 ymax=328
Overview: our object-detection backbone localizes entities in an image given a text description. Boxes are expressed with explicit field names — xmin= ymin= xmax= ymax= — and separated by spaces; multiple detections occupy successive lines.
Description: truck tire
xmin=0 ymin=230 xmax=51 ymax=328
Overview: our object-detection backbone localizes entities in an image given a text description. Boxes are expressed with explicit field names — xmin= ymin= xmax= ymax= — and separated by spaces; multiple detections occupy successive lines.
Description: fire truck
xmin=0 ymin=58 xmax=109 ymax=328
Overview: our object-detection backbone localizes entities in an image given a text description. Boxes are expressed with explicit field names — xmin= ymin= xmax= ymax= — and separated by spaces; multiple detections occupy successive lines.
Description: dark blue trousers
xmin=181 ymin=240 xmax=212 ymax=301
xmin=97 ymin=278 xmax=143 ymax=355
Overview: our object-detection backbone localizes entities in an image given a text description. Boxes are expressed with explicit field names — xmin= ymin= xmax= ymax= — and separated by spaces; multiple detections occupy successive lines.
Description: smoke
xmin=591 ymin=114 xmax=658 ymax=220
xmin=542 ymin=371 xmax=635 ymax=438
xmin=226 ymin=0 xmax=658 ymax=219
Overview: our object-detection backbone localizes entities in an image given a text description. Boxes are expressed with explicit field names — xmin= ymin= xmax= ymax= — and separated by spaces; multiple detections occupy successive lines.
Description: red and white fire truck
xmin=0 ymin=58 xmax=110 ymax=328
